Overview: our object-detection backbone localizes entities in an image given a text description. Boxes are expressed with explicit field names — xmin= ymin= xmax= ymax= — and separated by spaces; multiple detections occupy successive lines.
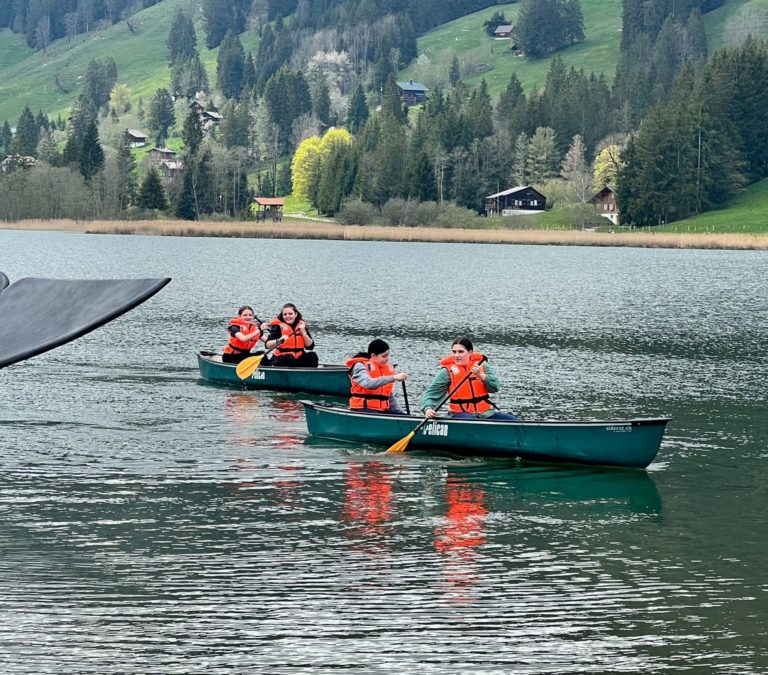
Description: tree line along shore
xmin=3 ymin=219 xmax=766 ymax=251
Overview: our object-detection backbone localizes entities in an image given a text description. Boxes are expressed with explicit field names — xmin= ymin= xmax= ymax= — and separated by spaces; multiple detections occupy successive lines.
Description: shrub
xmin=412 ymin=200 xmax=440 ymax=226
xmin=337 ymin=198 xmax=378 ymax=225
xmin=379 ymin=198 xmax=411 ymax=226
xmin=434 ymin=202 xmax=487 ymax=229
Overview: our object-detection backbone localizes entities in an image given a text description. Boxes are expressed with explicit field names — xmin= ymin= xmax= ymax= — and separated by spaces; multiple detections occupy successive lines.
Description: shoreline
xmin=2 ymin=218 xmax=767 ymax=250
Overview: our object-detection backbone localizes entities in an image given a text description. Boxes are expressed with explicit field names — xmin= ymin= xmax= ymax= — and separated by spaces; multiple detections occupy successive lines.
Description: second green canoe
xmin=197 ymin=352 xmax=351 ymax=396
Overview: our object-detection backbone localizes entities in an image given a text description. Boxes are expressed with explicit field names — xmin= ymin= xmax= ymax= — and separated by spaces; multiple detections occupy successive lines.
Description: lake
xmin=1 ymin=230 xmax=766 ymax=672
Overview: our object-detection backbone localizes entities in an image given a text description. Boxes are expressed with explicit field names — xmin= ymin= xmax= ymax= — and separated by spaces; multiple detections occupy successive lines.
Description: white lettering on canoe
xmin=606 ymin=425 xmax=632 ymax=433
xmin=250 ymin=370 xmax=266 ymax=381
xmin=421 ymin=422 xmax=448 ymax=437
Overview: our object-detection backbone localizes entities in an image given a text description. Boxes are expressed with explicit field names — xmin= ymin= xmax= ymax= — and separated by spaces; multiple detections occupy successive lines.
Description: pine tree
xmin=36 ymin=131 xmax=59 ymax=164
xmin=181 ymin=110 xmax=203 ymax=158
xmin=466 ymin=79 xmax=494 ymax=140
xmin=409 ymin=150 xmax=437 ymax=201
xmin=78 ymin=119 xmax=105 ymax=182
xmin=62 ymin=96 xmax=94 ymax=166
xmin=347 ymin=84 xmax=369 ymax=133
xmin=167 ymin=7 xmax=197 ymax=67
xmin=138 ymin=168 xmax=168 ymax=211
xmin=312 ymin=79 xmax=332 ymax=127
xmin=116 ymin=130 xmax=137 ymax=209
xmin=511 ymin=132 xmax=530 ymax=185
xmin=13 ymin=106 xmax=39 ymax=156
xmin=380 ymin=75 xmax=407 ymax=124
xmin=202 ymin=0 xmax=245 ymax=49
xmin=217 ymin=31 xmax=245 ymax=100
xmin=276 ymin=162 xmax=292 ymax=196
xmin=527 ymin=126 xmax=560 ymax=182
xmin=1 ymin=120 xmax=13 ymax=155
xmin=147 ymin=89 xmax=176 ymax=147
xmin=175 ymin=168 xmax=197 ymax=219
xmin=449 ymin=55 xmax=460 ymax=87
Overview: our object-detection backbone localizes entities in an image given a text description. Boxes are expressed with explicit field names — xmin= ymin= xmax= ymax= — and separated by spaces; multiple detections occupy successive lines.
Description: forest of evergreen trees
xmin=1 ymin=0 xmax=767 ymax=227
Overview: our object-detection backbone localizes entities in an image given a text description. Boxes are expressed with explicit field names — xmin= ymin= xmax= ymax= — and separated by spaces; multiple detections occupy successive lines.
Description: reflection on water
xmin=434 ymin=476 xmax=488 ymax=604
xmin=1 ymin=232 xmax=767 ymax=672
xmin=341 ymin=462 xmax=394 ymax=552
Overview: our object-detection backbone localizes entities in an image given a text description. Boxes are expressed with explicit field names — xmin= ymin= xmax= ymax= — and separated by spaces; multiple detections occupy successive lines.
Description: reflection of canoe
xmin=301 ymin=401 xmax=671 ymax=469
xmin=197 ymin=353 xmax=350 ymax=396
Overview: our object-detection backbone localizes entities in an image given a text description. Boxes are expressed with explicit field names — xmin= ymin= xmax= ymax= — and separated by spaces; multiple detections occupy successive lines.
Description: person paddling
xmin=347 ymin=339 xmax=408 ymax=414
xmin=264 ymin=303 xmax=319 ymax=368
xmin=222 ymin=305 xmax=268 ymax=364
xmin=421 ymin=337 xmax=517 ymax=420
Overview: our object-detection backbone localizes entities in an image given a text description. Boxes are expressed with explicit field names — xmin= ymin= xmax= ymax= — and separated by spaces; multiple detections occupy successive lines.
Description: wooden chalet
xmin=189 ymin=99 xmax=206 ymax=115
xmin=158 ymin=159 xmax=183 ymax=187
xmin=202 ymin=110 xmax=223 ymax=123
xmin=485 ymin=186 xmax=546 ymax=217
xmin=252 ymin=197 xmax=284 ymax=221
xmin=494 ymin=24 xmax=515 ymax=38
xmin=591 ymin=185 xmax=619 ymax=225
xmin=396 ymin=80 xmax=428 ymax=105
xmin=126 ymin=129 xmax=148 ymax=148
xmin=147 ymin=147 xmax=177 ymax=164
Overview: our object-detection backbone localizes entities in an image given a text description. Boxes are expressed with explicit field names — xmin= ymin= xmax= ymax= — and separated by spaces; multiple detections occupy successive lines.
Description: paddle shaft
xmin=401 ymin=379 xmax=410 ymax=415
xmin=410 ymin=366 xmax=477 ymax=434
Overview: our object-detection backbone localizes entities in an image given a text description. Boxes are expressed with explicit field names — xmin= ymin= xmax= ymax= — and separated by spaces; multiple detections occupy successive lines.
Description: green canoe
xmin=197 ymin=353 xmax=351 ymax=396
xmin=302 ymin=401 xmax=671 ymax=469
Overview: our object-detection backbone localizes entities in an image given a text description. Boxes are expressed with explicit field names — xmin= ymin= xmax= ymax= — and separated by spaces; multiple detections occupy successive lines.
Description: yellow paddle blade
xmin=386 ymin=430 xmax=416 ymax=454
xmin=235 ymin=354 xmax=265 ymax=380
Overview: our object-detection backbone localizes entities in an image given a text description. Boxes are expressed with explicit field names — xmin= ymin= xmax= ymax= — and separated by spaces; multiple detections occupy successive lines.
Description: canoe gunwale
xmin=197 ymin=352 xmax=349 ymax=374
xmin=300 ymin=400 xmax=672 ymax=428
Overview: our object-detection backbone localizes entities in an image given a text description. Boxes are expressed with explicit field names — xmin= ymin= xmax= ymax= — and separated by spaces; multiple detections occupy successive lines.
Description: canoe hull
xmin=197 ymin=353 xmax=351 ymax=396
xmin=302 ymin=402 xmax=670 ymax=469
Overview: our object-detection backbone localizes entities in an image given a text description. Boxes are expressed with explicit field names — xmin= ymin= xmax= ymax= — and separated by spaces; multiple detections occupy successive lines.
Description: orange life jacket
xmin=346 ymin=356 xmax=395 ymax=411
xmin=223 ymin=317 xmax=260 ymax=354
xmin=439 ymin=352 xmax=492 ymax=414
xmin=271 ymin=319 xmax=307 ymax=357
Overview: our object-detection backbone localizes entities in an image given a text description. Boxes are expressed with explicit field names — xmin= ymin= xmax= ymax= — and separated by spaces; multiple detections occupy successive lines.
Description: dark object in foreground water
xmin=0 ymin=271 xmax=170 ymax=368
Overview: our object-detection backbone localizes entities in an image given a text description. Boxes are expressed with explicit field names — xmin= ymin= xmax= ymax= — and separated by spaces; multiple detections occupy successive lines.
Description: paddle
xmin=386 ymin=367 xmax=475 ymax=454
xmin=401 ymin=379 xmax=411 ymax=415
xmin=235 ymin=336 xmax=286 ymax=380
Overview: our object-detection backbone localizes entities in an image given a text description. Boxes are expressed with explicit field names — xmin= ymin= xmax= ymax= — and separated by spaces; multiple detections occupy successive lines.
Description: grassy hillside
xmin=2 ymin=0 xmax=764 ymax=124
xmin=653 ymin=178 xmax=768 ymax=233
xmin=0 ymin=0 xmax=225 ymax=124
xmin=399 ymin=0 xmax=623 ymax=97
xmin=399 ymin=0 xmax=767 ymax=97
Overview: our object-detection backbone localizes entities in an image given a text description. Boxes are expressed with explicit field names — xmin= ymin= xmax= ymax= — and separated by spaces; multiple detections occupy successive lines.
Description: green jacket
xmin=420 ymin=362 xmax=501 ymax=418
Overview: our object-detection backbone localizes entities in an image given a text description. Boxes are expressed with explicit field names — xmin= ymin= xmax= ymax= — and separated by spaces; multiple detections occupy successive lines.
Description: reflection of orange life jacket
xmin=271 ymin=319 xmax=306 ymax=357
xmin=346 ymin=357 xmax=395 ymax=411
xmin=439 ymin=352 xmax=492 ymax=414
xmin=223 ymin=317 xmax=260 ymax=354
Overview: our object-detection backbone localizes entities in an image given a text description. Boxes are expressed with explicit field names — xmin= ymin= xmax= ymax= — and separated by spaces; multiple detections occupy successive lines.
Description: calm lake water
xmin=1 ymin=230 xmax=766 ymax=673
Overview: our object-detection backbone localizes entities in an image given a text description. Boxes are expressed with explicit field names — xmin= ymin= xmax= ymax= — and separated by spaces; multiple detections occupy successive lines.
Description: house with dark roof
xmin=396 ymin=80 xmax=428 ymax=105
xmin=485 ymin=186 xmax=547 ymax=217
xmin=126 ymin=129 xmax=148 ymax=148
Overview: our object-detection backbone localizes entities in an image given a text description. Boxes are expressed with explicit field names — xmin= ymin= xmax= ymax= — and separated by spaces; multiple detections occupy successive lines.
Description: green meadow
xmin=653 ymin=178 xmax=768 ymax=233
xmin=0 ymin=0 xmax=225 ymax=123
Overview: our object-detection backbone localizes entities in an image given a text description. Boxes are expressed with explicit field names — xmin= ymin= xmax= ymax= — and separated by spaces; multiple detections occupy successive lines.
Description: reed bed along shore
xmin=3 ymin=218 xmax=768 ymax=250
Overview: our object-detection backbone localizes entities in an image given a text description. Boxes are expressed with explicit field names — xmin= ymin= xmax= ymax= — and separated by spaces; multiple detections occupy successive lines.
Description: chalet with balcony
xmin=485 ymin=186 xmax=547 ymax=217
xmin=126 ymin=129 xmax=148 ymax=148
xmin=396 ymin=80 xmax=428 ymax=105
xmin=147 ymin=147 xmax=177 ymax=165
xmin=494 ymin=24 xmax=515 ymax=38
xmin=591 ymin=185 xmax=619 ymax=225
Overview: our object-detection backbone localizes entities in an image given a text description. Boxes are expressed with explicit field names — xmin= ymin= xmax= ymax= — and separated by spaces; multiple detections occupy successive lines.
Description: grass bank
xmin=3 ymin=219 xmax=768 ymax=250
